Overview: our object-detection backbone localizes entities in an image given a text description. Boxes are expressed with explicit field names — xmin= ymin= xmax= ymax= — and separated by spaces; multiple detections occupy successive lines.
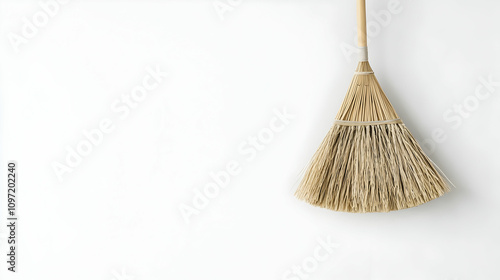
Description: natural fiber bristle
xmin=295 ymin=61 xmax=449 ymax=213
xmin=336 ymin=61 xmax=399 ymax=122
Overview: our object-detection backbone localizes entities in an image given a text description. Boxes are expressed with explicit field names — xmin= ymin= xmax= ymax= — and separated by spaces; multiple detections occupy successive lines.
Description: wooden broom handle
xmin=357 ymin=0 xmax=367 ymax=47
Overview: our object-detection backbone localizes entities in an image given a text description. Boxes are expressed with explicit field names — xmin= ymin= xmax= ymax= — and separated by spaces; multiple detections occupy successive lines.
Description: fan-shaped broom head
xmin=295 ymin=61 xmax=450 ymax=212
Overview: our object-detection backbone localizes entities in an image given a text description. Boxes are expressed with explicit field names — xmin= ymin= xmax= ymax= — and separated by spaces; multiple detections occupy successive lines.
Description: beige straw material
xmin=336 ymin=62 xmax=398 ymax=122
xmin=295 ymin=61 xmax=450 ymax=213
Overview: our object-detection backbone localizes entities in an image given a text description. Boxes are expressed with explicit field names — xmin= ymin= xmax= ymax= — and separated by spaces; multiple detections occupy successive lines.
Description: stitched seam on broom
xmin=354 ymin=71 xmax=374 ymax=75
xmin=334 ymin=119 xmax=402 ymax=126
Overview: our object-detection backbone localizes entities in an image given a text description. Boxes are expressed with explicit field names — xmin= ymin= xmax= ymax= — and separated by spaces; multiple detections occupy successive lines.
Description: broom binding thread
xmin=359 ymin=46 xmax=369 ymax=61
xmin=354 ymin=71 xmax=374 ymax=75
xmin=334 ymin=118 xmax=402 ymax=126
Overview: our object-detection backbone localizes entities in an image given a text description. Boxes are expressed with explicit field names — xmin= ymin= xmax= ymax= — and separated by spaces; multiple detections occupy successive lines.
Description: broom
xmin=295 ymin=0 xmax=450 ymax=212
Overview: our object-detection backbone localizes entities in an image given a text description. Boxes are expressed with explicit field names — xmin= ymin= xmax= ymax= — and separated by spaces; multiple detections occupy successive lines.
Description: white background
xmin=1 ymin=0 xmax=500 ymax=279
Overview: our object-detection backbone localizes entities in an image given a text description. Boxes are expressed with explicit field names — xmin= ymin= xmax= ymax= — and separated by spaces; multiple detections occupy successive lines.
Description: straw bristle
xmin=336 ymin=61 xmax=398 ymax=122
xmin=295 ymin=61 xmax=449 ymax=212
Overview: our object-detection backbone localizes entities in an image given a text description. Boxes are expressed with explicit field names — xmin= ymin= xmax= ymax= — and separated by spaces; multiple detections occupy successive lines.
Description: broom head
xmin=295 ymin=61 xmax=450 ymax=212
